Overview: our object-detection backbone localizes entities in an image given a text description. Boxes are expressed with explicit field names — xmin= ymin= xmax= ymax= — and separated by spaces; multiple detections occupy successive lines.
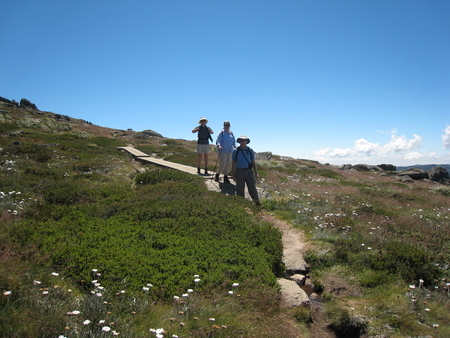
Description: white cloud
xmin=442 ymin=125 xmax=450 ymax=149
xmin=404 ymin=151 xmax=440 ymax=162
xmin=404 ymin=152 xmax=424 ymax=160
xmin=329 ymin=148 xmax=355 ymax=157
xmin=314 ymin=147 xmax=354 ymax=158
xmin=312 ymin=147 xmax=332 ymax=157
xmin=428 ymin=151 xmax=440 ymax=159
xmin=381 ymin=133 xmax=422 ymax=153
xmin=353 ymin=138 xmax=379 ymax=154
xmin=314 ymin=130 xmax=422 ymax=160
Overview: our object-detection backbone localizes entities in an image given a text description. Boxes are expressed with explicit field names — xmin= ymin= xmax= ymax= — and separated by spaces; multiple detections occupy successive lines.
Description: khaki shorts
xmin=196 ymin=144 xmax=210 ymax=154
xmin=218 ymin=152 xmax=232 ymax=174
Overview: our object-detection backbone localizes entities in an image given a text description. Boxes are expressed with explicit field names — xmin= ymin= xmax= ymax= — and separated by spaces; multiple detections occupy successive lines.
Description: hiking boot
xmin=204 ymin=168 xmax=209 ymax=175
xmin=214 ymin=173 xmax=220 ymax=182
xmin=197 ymin=167 xmax=201 ymax=174
xmin=223 ymin=175 xmax=230 ymax=183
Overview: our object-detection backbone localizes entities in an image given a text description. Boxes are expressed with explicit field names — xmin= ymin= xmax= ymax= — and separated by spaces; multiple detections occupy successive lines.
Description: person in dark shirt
xmin=192 ymin=117 xmax=213 ymax=174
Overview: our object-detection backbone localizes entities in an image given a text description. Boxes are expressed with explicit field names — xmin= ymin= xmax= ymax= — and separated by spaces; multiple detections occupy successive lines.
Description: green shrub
xmin=304 ymin=249 xmax=337 ymax=270
xmin=164 ymin=152 xmax=201 ymax=167
xmin=72 ymin=130 xmax=91 ymax=138
xmin=355 ymin=202 xmax=397 ymax=218
xmin=23 ymin=164 xmax=62 ymax=178
xmin=12 ymin=210 xmax=280 ymax=297
xmin=357 ymin=269 xmax=394 ymax=288
xmin=315 ymin=168 xmax=344 ymax=180
xmin=39 ymin=117 xmax=72 ymax=131
xmin=367 ymin=241 xmax=441 ymax=284
xmin=292 ymin=306 xmax=312 ymax=324
xmin=162 ymin=139 xmax=180 ymax=147
xmin=0 ymin=121 xmax=18 ymax=134
xmin=1 ymin=143 xmax=52 ymax=163
xmin=263 ymin=197 xmax=301 ymax=213
xmin=135 ymin=145 xmax=159 ymax=155
xmin=89 ymin=136 xmax=122 ymax=148
xmin=433 ymin=185 xmax=450 ymax=196
xmin=42 ymin=180 xmax=102 ymax=204
xmin=8 ymin=173 xmax=283 ymax=299
xmin=135 ymin=168 xmax=203 ymax=185
xmin=16 ymin=118 xmax=39 ymax=128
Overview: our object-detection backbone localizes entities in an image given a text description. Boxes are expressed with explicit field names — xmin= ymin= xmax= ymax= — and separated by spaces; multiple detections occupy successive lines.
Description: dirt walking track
xmin=119 ymin=146 xmax=336 ymax=338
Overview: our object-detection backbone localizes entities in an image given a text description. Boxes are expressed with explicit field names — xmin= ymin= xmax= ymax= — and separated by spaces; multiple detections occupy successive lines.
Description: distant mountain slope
xmin=397 ymin=164 xmax=450 ymax=172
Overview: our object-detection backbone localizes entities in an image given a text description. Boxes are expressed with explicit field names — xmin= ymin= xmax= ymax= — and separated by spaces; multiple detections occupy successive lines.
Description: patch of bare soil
xmin=322 ymin=275 xmax=363 ymax=299
xmin=309 ymin=275 xmax=364 ymax=338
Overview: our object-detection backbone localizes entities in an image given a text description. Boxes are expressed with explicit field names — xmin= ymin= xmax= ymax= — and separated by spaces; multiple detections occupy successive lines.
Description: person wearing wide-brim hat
xmin=192 ymin=117 xmax=213 ymax=174
xmin=214 ymin=121 xmax=235 ymax=183
xmin=231 ymin=135 xmax=260 ymax=205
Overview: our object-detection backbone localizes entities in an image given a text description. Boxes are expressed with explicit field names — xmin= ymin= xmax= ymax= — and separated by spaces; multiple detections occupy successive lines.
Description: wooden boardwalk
xmin=117 ymin=146 xmax=251 ymax=197
xmin=117 ymin=146 xmax=213 ymax=178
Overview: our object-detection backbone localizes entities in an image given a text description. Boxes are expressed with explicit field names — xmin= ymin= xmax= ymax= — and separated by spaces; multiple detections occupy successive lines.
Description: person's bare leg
xmin=204 ymin=154 xmax=209 ymax=174
xmin=197 ymin=153 xmax=202 ymax=173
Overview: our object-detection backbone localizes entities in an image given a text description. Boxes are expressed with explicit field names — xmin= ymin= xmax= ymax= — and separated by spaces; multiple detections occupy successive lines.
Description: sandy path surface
xmin=260 ymin=213 xmax=309 ymax=272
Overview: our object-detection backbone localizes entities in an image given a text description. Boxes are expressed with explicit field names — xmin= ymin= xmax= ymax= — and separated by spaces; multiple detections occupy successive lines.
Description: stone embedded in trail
xmin=277 ymin=278 xmax=311 ymax=307
xmin=291 ymin=274 xmax=307 ymax=285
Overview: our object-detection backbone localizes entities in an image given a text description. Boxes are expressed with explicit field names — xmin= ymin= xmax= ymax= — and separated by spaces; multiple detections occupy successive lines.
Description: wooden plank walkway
xmin=117 ymin=146 xmax=213 ymax=178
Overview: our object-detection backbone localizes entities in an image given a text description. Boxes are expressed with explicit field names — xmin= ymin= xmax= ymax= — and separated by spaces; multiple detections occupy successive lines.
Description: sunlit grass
xmin=260 ymin=161 xmax=450 ymax=337
xmin=1 ymin=101 xmax=450 ymax=337
xmin=1 ymin=268 xmax=298 ymax=337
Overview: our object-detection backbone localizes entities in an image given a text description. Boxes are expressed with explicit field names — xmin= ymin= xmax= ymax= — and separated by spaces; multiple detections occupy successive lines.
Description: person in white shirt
xmin=215 ymin=121 xmax=235 ymax=183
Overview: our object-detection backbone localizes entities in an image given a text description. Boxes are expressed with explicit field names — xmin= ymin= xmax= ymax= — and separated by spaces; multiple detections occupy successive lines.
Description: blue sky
xmin=1 ymin=0 xmax=449 ymax=166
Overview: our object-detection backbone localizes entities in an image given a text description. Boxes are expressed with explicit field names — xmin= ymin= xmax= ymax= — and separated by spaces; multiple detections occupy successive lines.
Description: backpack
xmin=198 ymin=125 xmax=213 ymax=142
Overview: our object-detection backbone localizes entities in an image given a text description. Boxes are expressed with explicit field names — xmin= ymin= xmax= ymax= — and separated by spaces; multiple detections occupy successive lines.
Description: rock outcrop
xmin=141 ymin=129 xmax=163 ymax=137
xmin=379 ymin=164 xmax=396 ymax=171
xmin=339 ymin=164 xmax=353 ymax=170
xmin=428 ymin=166 xmax=450 ymax=184
xmin=395 ymin=168 xmax=428 ymax=180
xmin=53 ymin=114 xmax=71 ymax=122
xmin=255 ymin=151 xmax=272 ymax=161
xmin=19 ymin=98 xmax=38 ymax=110
xmin=339 ymin=163 xmax=450 ymax=185
xmin=352 ymin=164 xmax=371 ymax=171
xmin=0 ymin=96 xmax=19 ymax=107
xmin=340 ymin=163 xmax=396 ymax=171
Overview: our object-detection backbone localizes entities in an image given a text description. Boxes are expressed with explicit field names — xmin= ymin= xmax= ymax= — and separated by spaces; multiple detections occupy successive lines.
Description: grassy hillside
xmin=1 ymin=97 xmax=450 ymax=337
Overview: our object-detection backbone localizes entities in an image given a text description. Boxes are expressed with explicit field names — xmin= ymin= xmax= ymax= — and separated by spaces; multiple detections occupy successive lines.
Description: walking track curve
xmin=118 ymin=146 xmax=336 ymax=338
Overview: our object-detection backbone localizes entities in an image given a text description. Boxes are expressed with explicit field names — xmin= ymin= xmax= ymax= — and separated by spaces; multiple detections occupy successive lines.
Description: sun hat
xmin=198 ymin=117 xmax=208 ymax=124
xmin=237 ymin=135 xmax=250 ymax=144
xmin=223 ymin=120 xmax=230 ymax=126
